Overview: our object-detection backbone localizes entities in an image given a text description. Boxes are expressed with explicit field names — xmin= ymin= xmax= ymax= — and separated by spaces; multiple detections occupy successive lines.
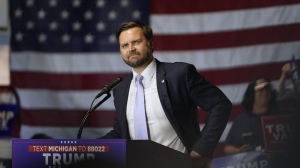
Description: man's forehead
xmin=119 ymin=29 xmax=144 ymax=43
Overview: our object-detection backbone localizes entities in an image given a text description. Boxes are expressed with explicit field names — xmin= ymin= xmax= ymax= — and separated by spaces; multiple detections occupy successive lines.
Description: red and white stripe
xmin=11 ymin=1 xmax=300 ymax=143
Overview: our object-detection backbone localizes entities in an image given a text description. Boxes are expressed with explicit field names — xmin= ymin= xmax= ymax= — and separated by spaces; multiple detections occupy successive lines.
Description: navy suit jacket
xmin=101 ymin=59 xmax=232 ymax=158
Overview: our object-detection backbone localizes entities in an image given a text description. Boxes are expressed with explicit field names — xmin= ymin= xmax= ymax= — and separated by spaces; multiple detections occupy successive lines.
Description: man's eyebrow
xmin=120 ymin=39 xmax=142 ymax=45
xmin=120 ymin=42 xmax=128 ymax=45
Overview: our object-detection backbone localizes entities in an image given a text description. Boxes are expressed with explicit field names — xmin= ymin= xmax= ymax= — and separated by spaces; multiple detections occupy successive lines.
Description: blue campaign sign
xmin=0 ymin=104 xmax=18 ymax=138
xmin=211 ymin=150 xmax=272 ymax=168
xmin=12 ymin=139 xmax=127 ymax=168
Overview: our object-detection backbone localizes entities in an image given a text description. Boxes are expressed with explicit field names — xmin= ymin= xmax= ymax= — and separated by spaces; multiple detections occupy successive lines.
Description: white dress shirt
xmin=126 ymin=59 xmax=187 ymax=153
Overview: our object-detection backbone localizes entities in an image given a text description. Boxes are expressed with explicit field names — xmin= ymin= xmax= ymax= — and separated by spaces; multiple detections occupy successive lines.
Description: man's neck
xmin=133 ymin=57 xmax=154 ymax=74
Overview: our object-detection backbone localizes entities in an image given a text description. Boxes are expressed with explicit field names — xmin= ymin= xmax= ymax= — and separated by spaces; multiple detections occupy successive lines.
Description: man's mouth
xmin=129 ymin=52 xmax=139 ymax=56
xmin=128 ymin=53 xmax=140 ymax=58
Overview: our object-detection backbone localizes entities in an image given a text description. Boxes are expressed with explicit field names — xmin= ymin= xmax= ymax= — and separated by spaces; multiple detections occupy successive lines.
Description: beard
xmin=123 ymin=48 xmax=152 ymax=68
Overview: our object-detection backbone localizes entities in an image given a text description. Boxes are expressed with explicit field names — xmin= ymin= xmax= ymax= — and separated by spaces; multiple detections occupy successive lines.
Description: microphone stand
xmin=77 ymin=93 xmax=111 ymax=139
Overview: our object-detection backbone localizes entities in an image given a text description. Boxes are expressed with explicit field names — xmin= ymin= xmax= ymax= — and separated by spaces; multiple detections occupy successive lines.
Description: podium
xmin=12 ymin=139 xmax=192 ymax=168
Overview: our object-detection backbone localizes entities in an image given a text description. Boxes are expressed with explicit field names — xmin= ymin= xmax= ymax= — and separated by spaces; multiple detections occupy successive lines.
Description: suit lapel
xmin=156 ymin=60 xmax=181 ymax=136
xmin=119 ymin=74 xmax=132 ymax=138
xmin=156 ymin=60 xmax=172 ymax=115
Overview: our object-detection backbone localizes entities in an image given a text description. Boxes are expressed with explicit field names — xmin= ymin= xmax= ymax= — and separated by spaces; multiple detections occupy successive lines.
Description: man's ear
xmin=148 ymin=40 xmax=154 ymax=52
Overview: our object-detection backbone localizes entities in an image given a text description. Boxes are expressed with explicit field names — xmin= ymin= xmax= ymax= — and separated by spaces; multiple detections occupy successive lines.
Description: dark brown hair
xmin=115 ymin=21 xmax=153 ymax=44
xmin=241 ymin=76 xmax=278 ymax=114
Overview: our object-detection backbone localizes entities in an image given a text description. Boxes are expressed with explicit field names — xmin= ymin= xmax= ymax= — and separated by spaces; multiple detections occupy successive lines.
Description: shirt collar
xmin=132 ymin=58 xmax=156 ymax=82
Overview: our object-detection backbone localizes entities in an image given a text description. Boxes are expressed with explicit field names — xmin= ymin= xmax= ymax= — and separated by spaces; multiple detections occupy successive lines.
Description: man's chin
xmin=124 ymin=60 xmax=139 ymax=68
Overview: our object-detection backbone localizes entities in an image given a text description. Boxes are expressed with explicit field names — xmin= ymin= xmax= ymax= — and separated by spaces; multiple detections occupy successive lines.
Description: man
xmin=101 ymin=21 xmax=232 ymax=167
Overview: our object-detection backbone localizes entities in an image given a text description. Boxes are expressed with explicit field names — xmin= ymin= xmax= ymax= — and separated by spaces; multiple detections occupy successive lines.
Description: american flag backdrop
xmin=9 ymin=0 xmax=300 ymax=154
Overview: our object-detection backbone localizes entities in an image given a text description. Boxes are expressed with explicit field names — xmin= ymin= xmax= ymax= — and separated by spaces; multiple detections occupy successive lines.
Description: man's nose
xmin=129 ymin=43 xmax=136 ymax=51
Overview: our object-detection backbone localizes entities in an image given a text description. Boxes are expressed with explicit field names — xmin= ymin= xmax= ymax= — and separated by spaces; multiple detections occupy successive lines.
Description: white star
xmin=61 ymin=10 xmax=69 ymax=19
xmin=120 ymin=0 xmax=129 ymax=7
xmin=108 ymin=10 xmax=117 ymax=20
xmin=26 ymin=21 xmax=35 ymax=29
xmin=26 ymin=0 xmax=34 ymax=7
xmin=108 ymin=34 xmax=117 ymax=43
xmin=96 ymin=21 xmax=105 ymax=31
xmin=49 ymin=21 xmax=58 ymax=31
xmin=84 ymin=10 xmax=93 ymax=20
xmin=15 ymin=8 xmax=23 ymax=18
xmin=132 ymin=10 xmax=141 ymax=19
xmin=38 ymin=33 xmax=47 ymax=43
xmin=85 ymin=33 xmax=94 ymax=44
xmin=49 ymin=0 xmax=58 ymax=7
xmin=72 ymin=21 xmax=82 ymax=31
xmin=15 ymin=32 xmax=23 ymax=41
xmin=38 ymin=9 xmax=46 ymax=19
xmin=96 ymin=0 xmax=105 ymax=8
xmin=73 ymin=0 xmax=81 ymax=7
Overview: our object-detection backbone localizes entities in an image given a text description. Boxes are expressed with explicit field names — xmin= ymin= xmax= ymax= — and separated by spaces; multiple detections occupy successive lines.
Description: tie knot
xmin=136 ymin=75 xmax=144 ymax=82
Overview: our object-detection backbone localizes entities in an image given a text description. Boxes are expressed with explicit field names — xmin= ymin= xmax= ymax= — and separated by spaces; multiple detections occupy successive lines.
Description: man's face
xmin=119 ymin=27 xmax=152 ymax=68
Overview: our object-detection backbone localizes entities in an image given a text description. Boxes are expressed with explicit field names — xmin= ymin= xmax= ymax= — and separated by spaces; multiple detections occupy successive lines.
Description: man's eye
xmin=133 ymin=40 xmax=141 ymax=45
xmin=122 ymin=44 xmax=128 ymax=48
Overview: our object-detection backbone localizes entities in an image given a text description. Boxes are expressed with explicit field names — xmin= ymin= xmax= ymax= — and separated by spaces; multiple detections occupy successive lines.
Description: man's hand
xmin=190 ymin=151 xmax=206 ymax=168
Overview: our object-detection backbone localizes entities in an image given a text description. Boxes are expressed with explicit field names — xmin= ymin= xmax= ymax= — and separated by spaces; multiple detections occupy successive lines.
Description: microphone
xmin=95 ymin=77 xmax=123 ymax=98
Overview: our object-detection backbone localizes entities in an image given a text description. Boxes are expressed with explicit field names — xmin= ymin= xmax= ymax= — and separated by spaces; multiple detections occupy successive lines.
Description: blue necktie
xmin=134 ymin=75 xmax=149 ymax=140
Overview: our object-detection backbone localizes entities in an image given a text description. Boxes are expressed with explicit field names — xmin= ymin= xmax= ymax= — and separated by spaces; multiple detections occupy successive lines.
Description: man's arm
xmin=186 ymin=64 xmax=232 ymax=158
